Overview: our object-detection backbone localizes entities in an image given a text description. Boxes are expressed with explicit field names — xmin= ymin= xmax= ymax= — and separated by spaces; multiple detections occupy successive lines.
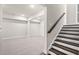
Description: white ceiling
xmin=3 ymin=4 xmax=45 ymax=18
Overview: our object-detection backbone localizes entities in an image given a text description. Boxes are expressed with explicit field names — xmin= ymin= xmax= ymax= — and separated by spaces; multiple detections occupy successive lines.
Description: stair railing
xmin=48 ymin=12 xmax=65 ymax=33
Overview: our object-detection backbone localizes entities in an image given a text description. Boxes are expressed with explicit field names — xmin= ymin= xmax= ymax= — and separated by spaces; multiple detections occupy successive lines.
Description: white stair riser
xmin=57 ymin=37 xmax=79 ymax=44
xmin=64 ymin=26 xmax=79 ymax=27
xmin=60 ymin=31 xmax=79 ymax=34
xmin=55 ymin=41 xmax=79 ymax=51
xmin=62 ymin=28 xmax=79 ymax=30
xmin=52 ymin=46 xmax=75 ymax=55
xmin=58 ymin=34 xmax=79 ymax=39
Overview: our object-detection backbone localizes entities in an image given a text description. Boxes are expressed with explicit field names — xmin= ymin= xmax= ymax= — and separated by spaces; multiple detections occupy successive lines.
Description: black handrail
xmin=48 ymin=12 xmax=65 ymax=33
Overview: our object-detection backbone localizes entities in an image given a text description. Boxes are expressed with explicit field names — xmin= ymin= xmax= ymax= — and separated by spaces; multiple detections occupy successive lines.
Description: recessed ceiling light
xmin=21 ymin=14 xmax=25 ymax=16
xmin=30 ymin=5 xmax=35 ymax=8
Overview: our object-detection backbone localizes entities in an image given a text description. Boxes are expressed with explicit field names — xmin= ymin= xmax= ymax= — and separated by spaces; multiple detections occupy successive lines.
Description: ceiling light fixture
xmin=21 ymin=14 xmax=25 ymax=16
xmin=30 ymin=5 xmax=35 ymax=8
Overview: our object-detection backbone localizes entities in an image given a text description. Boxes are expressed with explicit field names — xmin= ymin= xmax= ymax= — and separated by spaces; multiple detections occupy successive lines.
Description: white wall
xmin=0 ymin=6 xmax=1 ymax=34
xmin=0 ymin=5 xmax=3 ymax=54
xmin=0 ymin=12 xmax=28 ymax=54
xmin=2 ymin=19 xmax=27 ymax=39
xmin=46 ymin=4 xmax=66 ymax=49
xmin=39 ymin=9 xmax=47 ymax=54
xmin=66 ymin=4 xmax=77 ymax=25
xmin=0 ymin=5 xmax=3 ymax=35
xmin=1 ymin=14 xmax=27 ymax=39
xmin=30 ymin=22 xmax=40 ymax=36
xmin=40 ymin=21 xmax=44 ymax=37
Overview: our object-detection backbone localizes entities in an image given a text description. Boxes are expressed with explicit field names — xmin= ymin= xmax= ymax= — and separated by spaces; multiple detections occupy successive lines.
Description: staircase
xmin=48 ymin=24 xmax=79 ymax=55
